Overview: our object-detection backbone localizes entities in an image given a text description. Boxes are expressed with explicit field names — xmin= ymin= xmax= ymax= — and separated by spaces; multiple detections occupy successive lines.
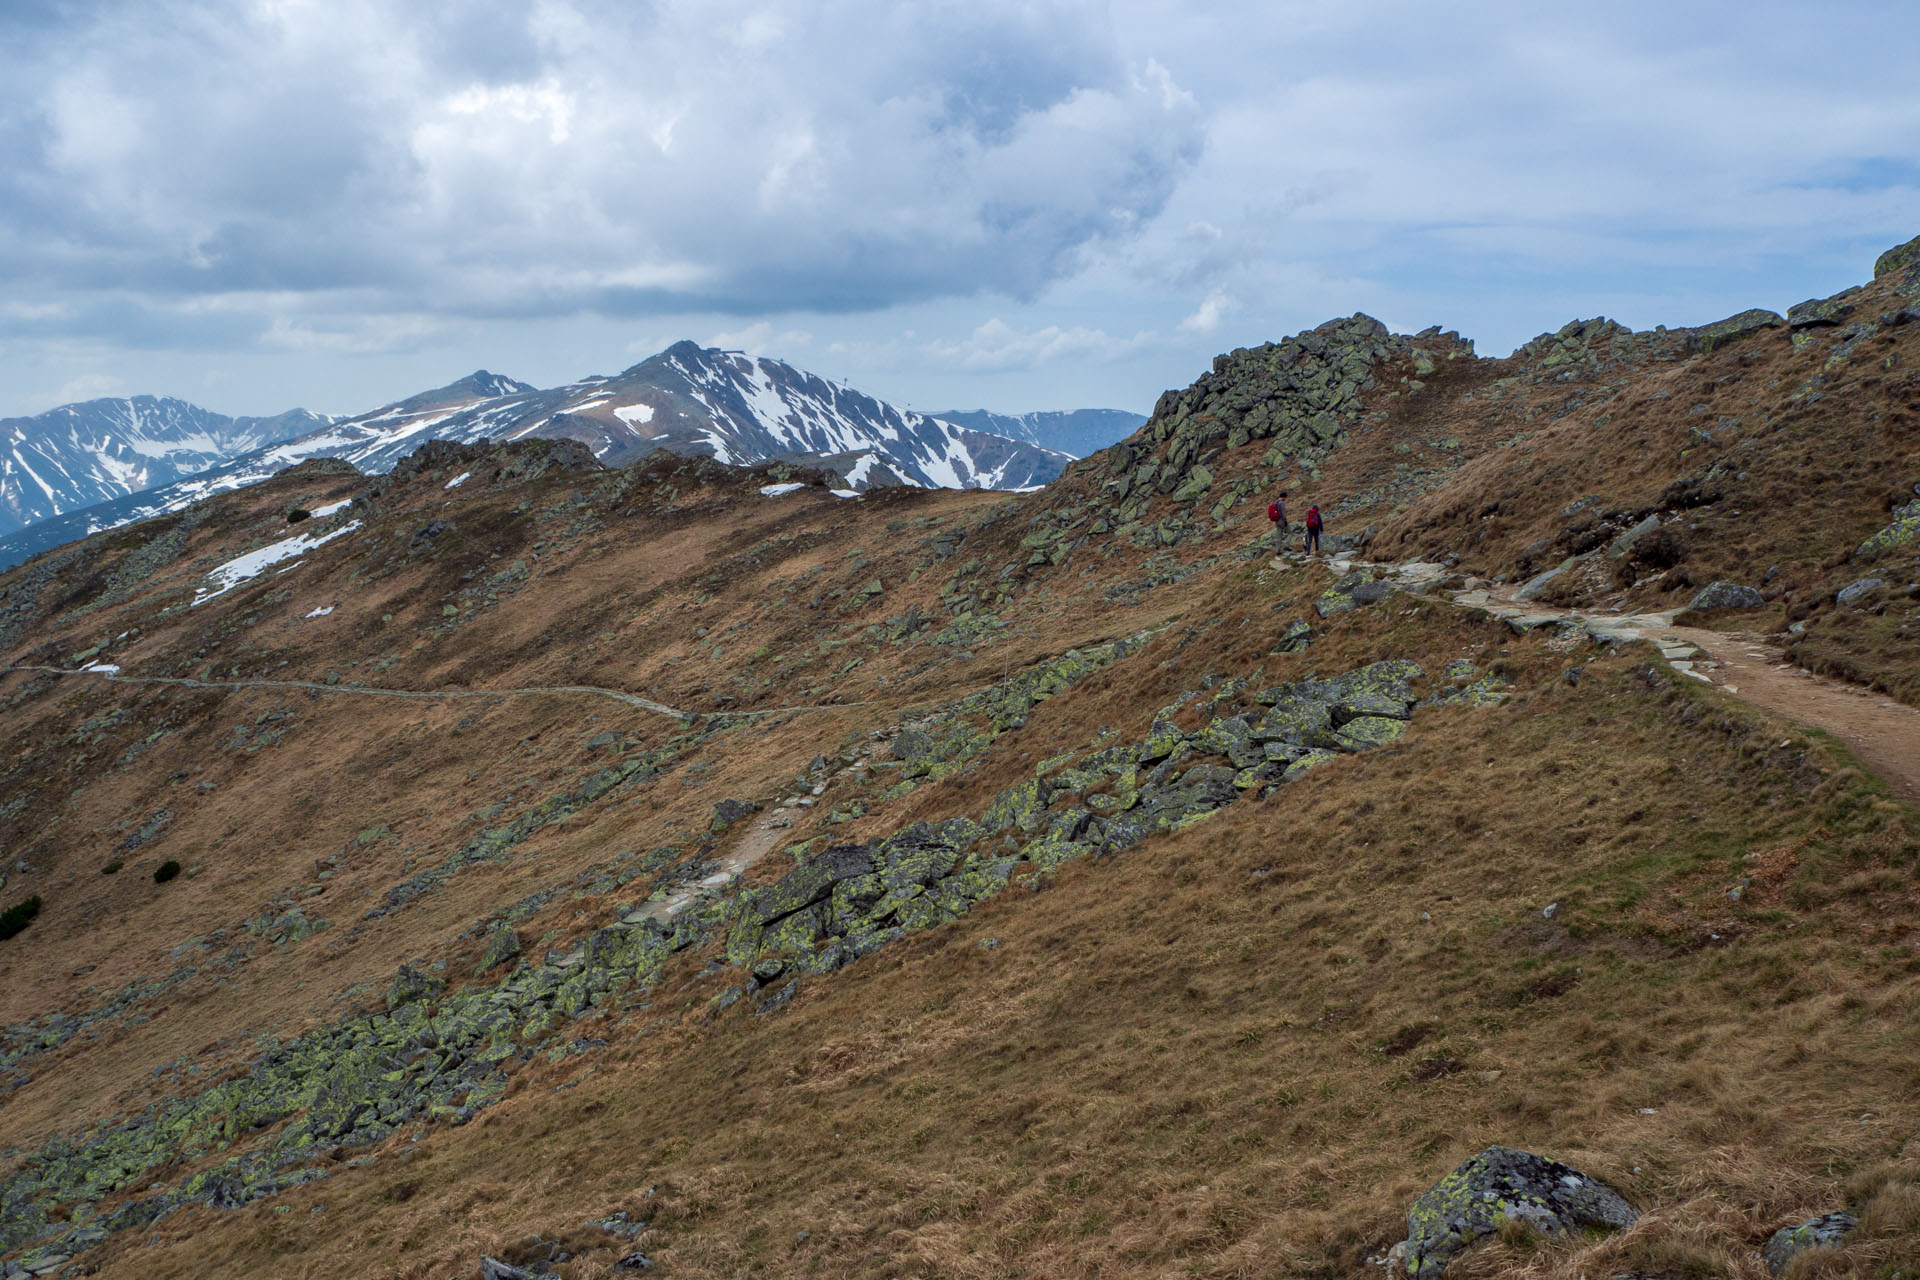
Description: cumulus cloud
xmin=0 ymin=0 xmax=1203 ymax=338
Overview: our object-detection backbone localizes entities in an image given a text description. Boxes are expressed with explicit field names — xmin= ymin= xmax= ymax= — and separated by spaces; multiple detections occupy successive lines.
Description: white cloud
xmin=1179 ymin=290 xmax=1235 ymax=335
xmin=924 ymin=318 xmax=1154 ymax=371
xmin=705 ymin=322 xmax=813 ymax=354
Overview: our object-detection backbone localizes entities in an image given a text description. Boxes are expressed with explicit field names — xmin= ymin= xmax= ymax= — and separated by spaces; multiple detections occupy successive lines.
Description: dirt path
xmin=3 ymin=664 xmax=865 ymax=726
xmin=1661 ymin=625 xmax=1920 ymax=803
xmin=1288 ymin=554 xmax=1920 ymax=804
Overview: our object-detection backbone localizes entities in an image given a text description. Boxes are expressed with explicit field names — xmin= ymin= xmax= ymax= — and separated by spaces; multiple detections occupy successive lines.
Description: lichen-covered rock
xmin=1272 ymin=618 xmax=1313 ymax=653
xmin=1403 ymin=1146 xmax=1637 ymax=1279
xmin=1761 ymin=1211 xmax=1857 ymax=1274
xmin=1331 ymin=715 xmax=1408 ymax=752
xmin=1282 ymin=749 xmax=1340 ymax=781
xmin=1857 ymin=499 xmax=1920 ymax=559
xmin=1687 ymin=581 xmax=1765 ymax=610
xmin=475 ymin=926 xmax=522 ymax=974
xmin=385 ymin=964 xmax=442 ymax=1011
xmin=1788 ymin=291 xmax=1859 ymax=329
xmin=1875 ymin=233 xmax=1920 ymax=284
xmin=1316 ymin=573 xmax=1393 ymax=617
xmin=1696 ymin=308 xmax=1785 ymax=352
xmin=1837 ymin=577 xmax=1887 ymax=607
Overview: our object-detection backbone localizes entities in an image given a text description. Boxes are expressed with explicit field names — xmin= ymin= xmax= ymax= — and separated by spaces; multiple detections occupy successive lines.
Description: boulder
xmin=1606 ymin=514 xmax=1662 ymax=559
xmin=1686 ymin=581 xmax=1764 ymax=610
xmin=1402 ymin=1146 xmax=1638 ymax=1279
xmin=1856 ymin=499 xmax=1920 ymax=559
xmin=480 ymin=1258 xmax=540 ymax=1280
xmin=474 ymin=926 xmax=522 ymax=975
xmin=1316 ymin=574 xmax=1394 ymax=616
xmin=1695 ymin=308 xmax=1785 ymax=352
xmin=1514 ymin=557 xmax=1580 ymax=603
xmin=1271 ymin=618 xmax=1313 ymax=653
xmin=1787 ymin=292 xmax=1858 ymax=329
xmin=1875 ymin=233 xmax=1920 ymax=282
xmin=384 ymin=963 xmax=443 ymax=1011
xmin=1836 ymin=577 xmax=1886 ymax=607
xmin=1761 ymin=1212 xmax=1856 ymax=1274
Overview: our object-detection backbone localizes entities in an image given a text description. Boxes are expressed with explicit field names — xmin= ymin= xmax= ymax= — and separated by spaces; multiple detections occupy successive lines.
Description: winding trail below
xmin=2 ymin=664 xmax=864 ymax=725
xmin=1288 ymin=554 xmax=1920 ymax=804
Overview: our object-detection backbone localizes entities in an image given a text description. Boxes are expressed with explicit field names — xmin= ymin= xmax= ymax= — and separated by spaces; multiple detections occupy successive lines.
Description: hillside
xmin=0 ymin=240 xmax=1915 ymax=1280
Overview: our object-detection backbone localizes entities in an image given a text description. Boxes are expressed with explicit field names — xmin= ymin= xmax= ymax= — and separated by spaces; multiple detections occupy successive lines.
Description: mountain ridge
xmin=0 ymin=349 xmax=1081 ymax=569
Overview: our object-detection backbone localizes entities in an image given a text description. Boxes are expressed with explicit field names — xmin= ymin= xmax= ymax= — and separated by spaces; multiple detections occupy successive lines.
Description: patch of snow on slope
xmin=759 ymin=483 xmax=805 ymax=497
xmin=613 ymin=404 xmax=654 ymax=425
xmin=843 ymin=454 xmax=879 ymax=488
xmin=193 ymin=521 xmax=361 ymax=607
xmin=830 ymin=489 xmax=859 ymax=499
xmin=311 ymin=499 xmax=352 ymax=517
xmin=445 ymin=471 xmax=470 ymax=489
xmin=83 ymin=663 xmax=120 ymax=674
xmin=305 ymin=605 xmax=335 ymax=617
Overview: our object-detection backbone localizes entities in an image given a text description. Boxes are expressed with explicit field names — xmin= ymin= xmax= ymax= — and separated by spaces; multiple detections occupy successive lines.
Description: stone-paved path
xmin=1284 ymin=553 xmax=1920 ymax=804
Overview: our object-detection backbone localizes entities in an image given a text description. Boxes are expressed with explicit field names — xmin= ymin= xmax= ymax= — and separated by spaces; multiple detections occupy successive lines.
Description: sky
xmin=3 ymin=0 xmax=1918 ymax=422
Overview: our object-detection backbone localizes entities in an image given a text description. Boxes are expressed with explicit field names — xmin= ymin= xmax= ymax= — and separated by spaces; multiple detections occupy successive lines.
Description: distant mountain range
xmin=930 ymin=408 xmax=1145 ymax=459
xmin=0 ymin=345 xmax=1129 ymax=570
xmin=1 ymin=398 xmax=332 ymax=539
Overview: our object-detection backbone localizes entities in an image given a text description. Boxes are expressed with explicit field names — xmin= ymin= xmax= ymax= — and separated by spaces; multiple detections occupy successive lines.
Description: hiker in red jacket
xmin=1304 ymin=504 xmax=1323 ymax=554
xmin=1267 ymin=491 xmax=1289 ymax=555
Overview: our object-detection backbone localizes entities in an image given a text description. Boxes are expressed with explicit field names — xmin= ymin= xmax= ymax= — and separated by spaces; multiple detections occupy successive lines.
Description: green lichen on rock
xmin=1403 ymin=1146 xmax=1638 ymax=1280
xmin=1875 ymin=233 xmax=1920 ymax=285
xmin=1857 ymin=498 xmax=1920 ymax=559
xmin=1761 ymin=1211 xmax=1857 ymax=1274
xmin=1695 ymin=308 xmax=1784 ymax=352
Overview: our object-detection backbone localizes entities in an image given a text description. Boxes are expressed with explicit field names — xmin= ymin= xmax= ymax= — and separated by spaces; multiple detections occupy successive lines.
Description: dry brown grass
xmin=35 ymin=591 xmax=1916 ymax=1280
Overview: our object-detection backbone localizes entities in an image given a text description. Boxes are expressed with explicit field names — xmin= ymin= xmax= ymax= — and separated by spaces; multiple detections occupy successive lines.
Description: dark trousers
xmin=1304 ymin=527 xmax=1320 ymax=553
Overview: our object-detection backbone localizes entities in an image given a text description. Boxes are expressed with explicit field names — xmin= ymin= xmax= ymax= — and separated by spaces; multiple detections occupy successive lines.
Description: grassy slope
xmin=0 ymin=271 xmax=1914 ymax=1278
xmin=69 ymin=589 xmax=1920 ymax=1280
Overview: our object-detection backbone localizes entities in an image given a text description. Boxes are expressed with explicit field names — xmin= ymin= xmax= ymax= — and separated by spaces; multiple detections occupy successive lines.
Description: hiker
xmin=1304 ymin=504 xmax=1323 ymax=554
xmin=1267 ymin=491 xmax=1289 ymax=555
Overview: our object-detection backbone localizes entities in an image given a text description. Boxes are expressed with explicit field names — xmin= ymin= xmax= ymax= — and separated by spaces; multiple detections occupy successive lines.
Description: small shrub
xmin=286 ymin=508 xmax=312 ymax=524
xmin=153 ymin=860 xmax=182 ymax=884
xmin=0 ymin=896 xmax=41 ymax=941
xmin=100 ymin=860 xmax=123 ymax=875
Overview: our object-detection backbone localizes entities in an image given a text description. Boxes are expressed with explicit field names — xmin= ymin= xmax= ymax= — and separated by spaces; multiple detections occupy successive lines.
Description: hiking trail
xmin=1283 ymin=552 xmax=1920 ymax=803
xmin=2 ymin=664 xmax=864 ymax=725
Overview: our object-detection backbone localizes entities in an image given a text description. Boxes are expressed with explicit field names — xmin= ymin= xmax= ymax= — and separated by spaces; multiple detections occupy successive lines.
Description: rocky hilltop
xmin=0 ymin=240 xmax=1915 ymax=1280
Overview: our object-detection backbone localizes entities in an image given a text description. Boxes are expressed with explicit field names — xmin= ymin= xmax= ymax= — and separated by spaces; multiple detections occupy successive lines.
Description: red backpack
xmin=1306 ymin=507 xmax=1322 ymax=531
xmin=1267 ymin=501 xmax=1281 ymax=522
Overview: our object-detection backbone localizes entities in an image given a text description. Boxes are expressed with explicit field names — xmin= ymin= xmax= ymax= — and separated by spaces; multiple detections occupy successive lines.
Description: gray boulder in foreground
xmin=1687 ymin=581 xmax=1765 ymax=610
xmin=1403 ymin=1146 xmax=1638 ymax=1279
xmin=1762 ymin=1212 xmax=1856 ymax=1274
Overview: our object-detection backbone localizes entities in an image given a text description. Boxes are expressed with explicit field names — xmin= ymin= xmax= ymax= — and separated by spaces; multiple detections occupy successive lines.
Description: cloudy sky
xmin=4 ymin=0 xmax=1917 ymax=421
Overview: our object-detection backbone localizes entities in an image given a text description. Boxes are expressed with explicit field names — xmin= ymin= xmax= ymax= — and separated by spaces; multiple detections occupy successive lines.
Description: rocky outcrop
xmin=1788 ymin=290 xmax=1862 ymax=330
xmin=1876 ymin=233 xmax=1920 ymax=294
xmin=1401 ymin=1146 xmax=1638 ymax=1279
xmin=0 ymin=633 xmax=1508 ymax=1269
xmin=1695 ymin=308 xmax=1785 ymax=352
xmin=1092 ymin=315 xmax=1440 ymax=537
xmin=1762 ymin=1211 xmax=1856 ymax=1273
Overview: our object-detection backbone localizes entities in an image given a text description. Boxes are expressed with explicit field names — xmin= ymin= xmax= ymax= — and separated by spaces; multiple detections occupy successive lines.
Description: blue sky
xmin=3 ymin=0 xmax=1917 ymax=420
